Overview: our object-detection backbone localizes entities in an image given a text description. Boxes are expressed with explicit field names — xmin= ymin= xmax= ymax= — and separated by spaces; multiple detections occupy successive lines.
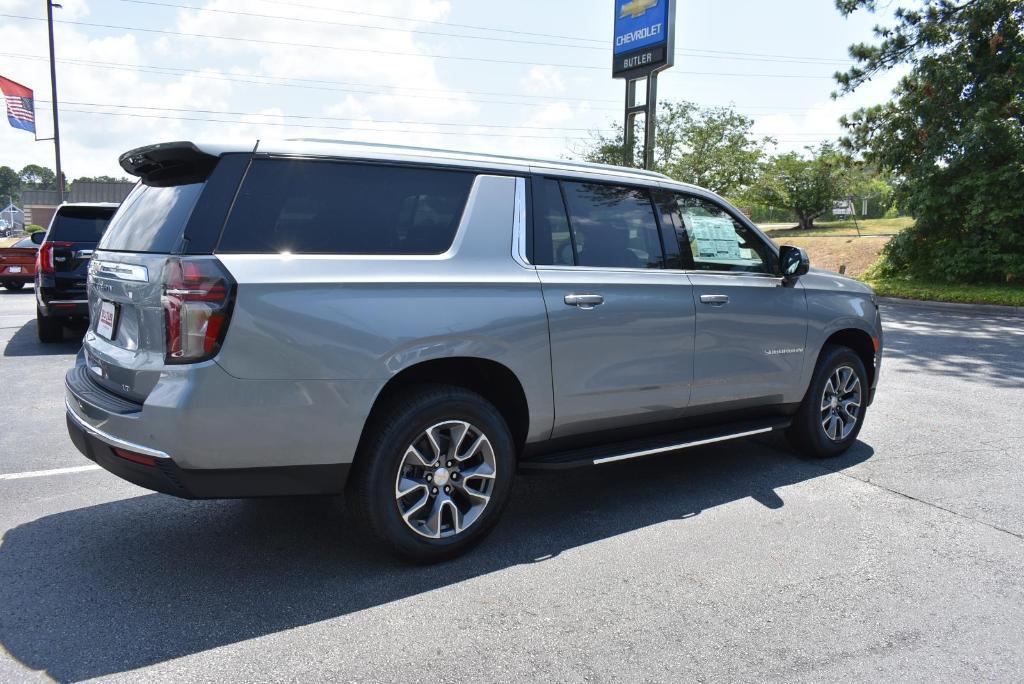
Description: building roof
xmin=21 ymin=181 xmax=136 ymax=207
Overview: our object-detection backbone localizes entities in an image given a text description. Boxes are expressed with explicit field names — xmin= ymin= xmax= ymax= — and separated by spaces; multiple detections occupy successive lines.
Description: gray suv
xmin=65 ymin=140 xmax=882 ymax=561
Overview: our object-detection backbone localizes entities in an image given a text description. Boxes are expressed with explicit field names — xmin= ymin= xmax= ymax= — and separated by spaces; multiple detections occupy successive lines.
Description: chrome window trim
xmin=65 ymin=398 xmax=171 ymax=459
xmin=46 ymin=299 xmax=89 ymax=304
xmin=511 ymin=176 xmax=531 ymax=268
xmin=534 ymin=264 xmax=784 ymax=280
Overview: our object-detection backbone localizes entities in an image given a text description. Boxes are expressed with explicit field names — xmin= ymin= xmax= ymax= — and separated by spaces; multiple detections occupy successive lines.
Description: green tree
xmin=582 ymin=101 xmax=774 ymax=196
xmin=835 ymin=0 xmax=1024 ymax=283
xmin=73 ymin=175 xmax=131 ymax=184
xmin=19 ymin=164 xmax=58 ymax=189
xmin=750 ymin=144 xmax=849 ymax=230
xmin=0 ymin=166 xmax=21 ymax=204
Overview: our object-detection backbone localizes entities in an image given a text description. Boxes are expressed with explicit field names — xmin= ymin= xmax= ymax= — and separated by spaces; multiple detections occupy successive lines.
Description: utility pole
xmin=46 ymin=0 xmax=63 ymax=202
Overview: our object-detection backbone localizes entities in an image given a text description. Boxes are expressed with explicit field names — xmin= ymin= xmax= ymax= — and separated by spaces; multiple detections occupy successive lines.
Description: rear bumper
xmin=64 ymin=355 xmax=359 ymax=496
xmin=66 ymin=403 xmax=348 ymax=499
xmin=1 ymin=272 xmax=33 ymax=283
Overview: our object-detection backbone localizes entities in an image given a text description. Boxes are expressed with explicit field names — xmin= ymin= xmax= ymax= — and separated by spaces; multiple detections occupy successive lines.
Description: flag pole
xmin=46 ymin=0 xmax=63 ymax=202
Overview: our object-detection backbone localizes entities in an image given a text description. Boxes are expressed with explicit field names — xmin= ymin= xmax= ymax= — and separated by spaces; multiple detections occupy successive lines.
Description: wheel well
xmin=823 ymin=328 xmax=876 ymax=386
xmin=359 ymin=357 xmax=530 ymax=455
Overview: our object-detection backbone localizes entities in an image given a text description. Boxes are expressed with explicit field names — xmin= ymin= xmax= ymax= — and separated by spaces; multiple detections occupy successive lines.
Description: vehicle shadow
xmin=0 ymin=438 xmax=872 ymax=682
xmin=2 ymin=319 xmax=84 ymax=357
xmin=881 ymin=304 xmax=1024 ymax=387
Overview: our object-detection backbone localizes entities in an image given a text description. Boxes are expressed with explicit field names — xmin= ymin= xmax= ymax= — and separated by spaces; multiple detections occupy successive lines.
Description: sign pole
xmin=623 ymin=79 xmax=637 ymax=167
xmin=46 ymin=0 xmax=63 ymax=202
xmin=643 ymin=73 xmax=658 ymax=170
xmin=612 ymin=0 xmax=675 ymax=169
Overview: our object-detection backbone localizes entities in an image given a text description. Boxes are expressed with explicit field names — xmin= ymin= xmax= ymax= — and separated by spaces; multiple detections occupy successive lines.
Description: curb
xmin=878 ymin=296 xmax=1024 ymax=316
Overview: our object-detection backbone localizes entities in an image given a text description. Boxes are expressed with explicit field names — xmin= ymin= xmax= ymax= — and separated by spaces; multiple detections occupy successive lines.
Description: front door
xmin=532 ymin=176 xmax=695 ymax=439
xmin=668 ymin=191 xmax=808 ymax=409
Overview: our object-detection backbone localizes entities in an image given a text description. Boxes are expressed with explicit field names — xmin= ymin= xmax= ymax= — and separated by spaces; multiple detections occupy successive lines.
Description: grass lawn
xmin=761 ymin=216 xmax=914 ymax=238
xmin=862 ymin=277 xmax=1024 ymax=308
xmin=767 ymin=235 xmax=892 ymax=278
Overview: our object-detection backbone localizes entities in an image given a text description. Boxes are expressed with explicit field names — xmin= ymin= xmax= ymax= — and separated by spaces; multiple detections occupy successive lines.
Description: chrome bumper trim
xmin=47 ymin=299 xmax=89 ymax=305
xmin=65 ymin=398 xmax=171 ymax=459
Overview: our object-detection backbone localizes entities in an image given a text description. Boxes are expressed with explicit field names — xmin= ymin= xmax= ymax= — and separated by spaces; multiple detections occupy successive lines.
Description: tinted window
xmin=531 ymin=177 xmax=574 ymax=266
xmin=561 ymin=181 xmax=663 ymax=269
xmin=49 ymin=207 xmax=115 ymax=242
xmin=98 ymin=183 xmax=203 ymax=253
xmin=218 ymin=160 xmax=476 ymax=255
xmin=13 ymin=237 xmax=36 ymax=248
xmin=674 ymin=194 xmax=772 ymax=274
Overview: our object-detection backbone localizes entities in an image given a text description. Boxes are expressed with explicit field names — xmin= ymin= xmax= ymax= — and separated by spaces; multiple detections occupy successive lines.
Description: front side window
xmin=674 ymin=194 xmax=773 ymax=274
xmin=561 ymin=181 xmax=663 ymax=269
xmin=218 ymin=160 xmax=476 ymax=255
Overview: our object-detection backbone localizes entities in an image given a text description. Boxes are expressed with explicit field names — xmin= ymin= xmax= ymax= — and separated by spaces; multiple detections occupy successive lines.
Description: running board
xmin=519 ymin=418 xmax=791 ymax=471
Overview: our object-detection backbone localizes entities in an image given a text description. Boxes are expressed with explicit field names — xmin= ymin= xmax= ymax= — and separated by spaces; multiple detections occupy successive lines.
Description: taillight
xmin=161 ymin=256 xmax=236 ymax=364
xmin=38 ymin=241 xmax=71 ymax=275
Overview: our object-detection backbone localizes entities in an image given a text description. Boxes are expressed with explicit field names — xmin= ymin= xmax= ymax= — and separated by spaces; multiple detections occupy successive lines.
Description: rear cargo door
xmin=47 ymin=206 xmax=114 ymax=293
xmin=82 ymin=149 xmax=249 ymax=403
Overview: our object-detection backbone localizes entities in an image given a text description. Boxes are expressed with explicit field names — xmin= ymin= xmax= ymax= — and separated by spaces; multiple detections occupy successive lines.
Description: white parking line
xmin=0 ymin=464 xmax=102 ymax=480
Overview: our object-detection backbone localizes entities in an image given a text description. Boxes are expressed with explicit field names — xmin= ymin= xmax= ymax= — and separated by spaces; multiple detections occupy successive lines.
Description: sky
xmin=0 ymin=0 xmax=904 ymax=180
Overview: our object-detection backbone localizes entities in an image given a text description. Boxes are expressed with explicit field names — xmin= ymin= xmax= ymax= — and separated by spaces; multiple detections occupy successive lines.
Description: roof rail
xmin=284 ymin=138 xmax=671 ymax=180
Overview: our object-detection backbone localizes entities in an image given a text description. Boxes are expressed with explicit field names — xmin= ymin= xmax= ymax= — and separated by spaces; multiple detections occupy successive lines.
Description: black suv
xmin=33 ymin=202 xmax=118 ymax=342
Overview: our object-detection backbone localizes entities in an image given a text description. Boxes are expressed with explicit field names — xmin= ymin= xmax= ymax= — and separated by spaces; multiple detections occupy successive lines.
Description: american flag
xmin=0 ymin=75 xmax=36 ymax=135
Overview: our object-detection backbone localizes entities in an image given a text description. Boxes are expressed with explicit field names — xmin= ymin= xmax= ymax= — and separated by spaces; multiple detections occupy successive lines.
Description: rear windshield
xmin=98 ymin=183 xmax=203 ymax=253
xmin=50 ymin=207 xmax=115 ymax=242
xmin=217 ymin=159 xmax=476 ymax=255
xmin=13 ymin=237 xmax=36 ymax=248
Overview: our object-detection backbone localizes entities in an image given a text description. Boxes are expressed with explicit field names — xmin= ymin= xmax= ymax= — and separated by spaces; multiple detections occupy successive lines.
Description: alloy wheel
xmin=394 ymin=420 xmax=497 ymax=539
xmin=820 ymin=365 xmax=862 ymax=442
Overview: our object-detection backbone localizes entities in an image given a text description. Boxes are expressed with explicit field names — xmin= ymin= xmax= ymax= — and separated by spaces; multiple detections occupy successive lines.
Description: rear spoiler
xmin=119 ymin=142 xmax=220 ymax=187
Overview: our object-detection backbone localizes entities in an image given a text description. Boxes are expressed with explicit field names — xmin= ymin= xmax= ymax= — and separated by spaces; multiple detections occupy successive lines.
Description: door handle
xmin=564 ymin=293 xmax=604 ymax=309
xmin=700 ymin=294 xmax=729 ymax=306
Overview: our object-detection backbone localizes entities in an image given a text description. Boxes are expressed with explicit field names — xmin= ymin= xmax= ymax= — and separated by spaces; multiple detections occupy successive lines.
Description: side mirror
xmin=30 ymin=231 xmax=45 ymax=245
xmin=779 ymin=245 xmax=809 ymax=279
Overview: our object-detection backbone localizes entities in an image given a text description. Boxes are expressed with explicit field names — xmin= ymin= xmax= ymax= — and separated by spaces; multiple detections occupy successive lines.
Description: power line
xmin=114 ymin=0 xmax=851 ymax=65
xmin=0 ymin=52 xmax=836 ymax=117
xmin=246 ymin=0 xmax=606 ymax=44
xmin=1 ymin=14 xmax=837 ymax=78
xmin=55 ymin=106 xmax=840 ymax=145
xmin=116 ymin=0 xmax=609 ymax=51
xmin=55 ymin=107 xmax=598 ymax=140
xmin=39 ymin=98 xmax=612 ymax=131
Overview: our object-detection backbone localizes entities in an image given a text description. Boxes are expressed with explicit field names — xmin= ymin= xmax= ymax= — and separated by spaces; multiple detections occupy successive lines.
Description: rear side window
xmin=561 ymin=181 xmax=663 ymax=269
xmin=98 ymin=183 xmax=204 ymax=253
xmin=49 ymin=207 xmax=115 ymax=242
xmin=218 ymin=160 xmax=476 ymax=255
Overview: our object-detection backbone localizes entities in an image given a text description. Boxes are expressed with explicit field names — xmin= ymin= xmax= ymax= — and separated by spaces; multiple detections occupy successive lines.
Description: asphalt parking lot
xmin=1 ymin=286 xmax=1022 ymax=682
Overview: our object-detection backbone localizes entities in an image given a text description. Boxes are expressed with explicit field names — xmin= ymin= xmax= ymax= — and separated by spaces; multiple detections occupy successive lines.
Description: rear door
xmin=533 ymin=176 xmax=695 ymax=439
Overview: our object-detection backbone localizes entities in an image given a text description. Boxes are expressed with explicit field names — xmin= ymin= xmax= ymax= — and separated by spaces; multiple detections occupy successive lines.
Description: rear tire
xmin=3 ymin=281 xmax=25 ymax=291
xmin=36 ymin=308 xmax=64 ymax=343
xmin=787 ymin=345 xmax=868 ymax=458
xmin=345 ymin=384 xmax=516 ymax=563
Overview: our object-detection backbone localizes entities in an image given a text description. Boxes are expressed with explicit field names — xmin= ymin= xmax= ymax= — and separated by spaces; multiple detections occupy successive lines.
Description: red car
xmin=0 ymin=236 xmax=38 ymax=290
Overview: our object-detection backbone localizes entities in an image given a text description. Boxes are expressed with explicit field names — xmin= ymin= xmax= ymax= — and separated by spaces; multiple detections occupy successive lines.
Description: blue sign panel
xmin=612 ymin=0 xmax=675 ymax=78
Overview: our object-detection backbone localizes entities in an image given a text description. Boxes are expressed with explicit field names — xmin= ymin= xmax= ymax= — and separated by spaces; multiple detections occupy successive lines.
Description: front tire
xmin=787 ymin=345 xmax=868 ymax=458
xmin=36 ymin=308 xmax=64 ymax=343
xmin=346 ymin=384 xmax=516 ymax=562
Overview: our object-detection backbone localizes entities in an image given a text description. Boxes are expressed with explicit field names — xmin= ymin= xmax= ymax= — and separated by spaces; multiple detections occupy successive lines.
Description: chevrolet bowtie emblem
xmin=620 ymin=0 xmax=658 ymax=19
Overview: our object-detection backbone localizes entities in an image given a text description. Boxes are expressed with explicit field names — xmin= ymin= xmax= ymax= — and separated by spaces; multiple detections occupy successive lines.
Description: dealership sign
xmin=612 ymin=0 xmax=675 ymax=78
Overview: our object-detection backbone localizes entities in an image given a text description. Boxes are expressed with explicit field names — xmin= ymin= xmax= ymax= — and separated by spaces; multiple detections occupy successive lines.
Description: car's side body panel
xmin=65 ymin=139 xmax=883 ymax=495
